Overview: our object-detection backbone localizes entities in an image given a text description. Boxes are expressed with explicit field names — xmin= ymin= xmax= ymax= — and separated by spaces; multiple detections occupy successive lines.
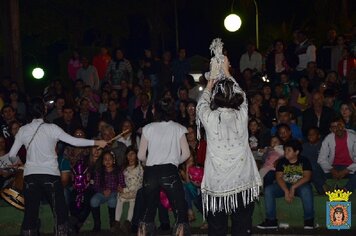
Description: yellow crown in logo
xmin=326 ymin=189 xmax=352 ymax=202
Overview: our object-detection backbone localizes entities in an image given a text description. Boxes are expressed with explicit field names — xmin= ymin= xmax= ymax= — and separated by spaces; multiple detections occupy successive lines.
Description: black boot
xmin=91 ymin=207 xmax=101 ymax=232
xmin=108 ymin=207 xmax=116 ymax=228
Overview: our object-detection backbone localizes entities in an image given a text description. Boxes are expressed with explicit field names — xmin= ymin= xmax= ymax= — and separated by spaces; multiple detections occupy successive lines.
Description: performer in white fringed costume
xmin=196 ymin=38 xmax=262 ymax=236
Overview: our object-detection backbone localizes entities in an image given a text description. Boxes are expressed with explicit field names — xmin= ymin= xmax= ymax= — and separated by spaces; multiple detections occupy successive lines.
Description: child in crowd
xmin=117 ymin=119 xmax=140 ymax=148
xmin=259 ymin=136 xmax=284 ymax=187
xmin=248 ymin=118 xmax=271 ymax=157
xmin=90 ymin=151 xmax=125 ymax=232
xmin=301 ymin=127 xmax=326 ymax=194
xmin=113 ymin=146 xmax=143 ymax=234
xmin=258 ymin=139 xmax=315 ymax=229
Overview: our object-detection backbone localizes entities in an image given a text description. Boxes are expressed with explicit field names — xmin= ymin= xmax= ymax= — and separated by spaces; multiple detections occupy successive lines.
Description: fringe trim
xmin=202 ymin=186 xmax=260 ymax=219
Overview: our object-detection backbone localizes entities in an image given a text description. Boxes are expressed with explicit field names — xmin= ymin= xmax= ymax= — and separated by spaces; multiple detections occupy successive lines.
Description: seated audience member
xmin=101 ymin=99 xmax=126 ymax=134
xmin=271 ymin=106 xmax=303 ymax=141
xmin=301 ymin=127 xmax=325 ymax=194
xmin=78 ymin=98 xmax=100 ymax=138
xmin=90 ymin=151 xmax=125 ymax=232
xmin=302 ymin=91 xmax=336 ymax=138
xmin=117 ymin=119 xmax=140 ymax=148
xmin=112 ymin=146 xmax=143 ymax=234
xmin=46 ymin=96 xmax=65 ymax=123
xmin=276 ymin=123 xmax=293 ymax=144
xmin=132 ymin=93 xmax=154 ymax=134
xmin=317 ymin=117 xmax=356 ymax=191
xmin=259 ymin=136 xmax=284 ymax=187
xmin=68 ymin=146 xmax=103 ymax=233
xmin=100 ymin=124 xmax=127 ymax=167
xmin=258 ymin=140 xmax=315 ymax=229
xmin=289 ymin=76 xmax=312 ymax=113
xmin=248 ymin=118 xmax=271 ymax=155
xmin=339 ymin=102 xmax=356 ymax=131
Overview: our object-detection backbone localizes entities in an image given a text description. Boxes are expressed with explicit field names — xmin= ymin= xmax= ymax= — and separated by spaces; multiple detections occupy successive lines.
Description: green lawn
xmin=1 ymin=193 xmax=355 ymax=236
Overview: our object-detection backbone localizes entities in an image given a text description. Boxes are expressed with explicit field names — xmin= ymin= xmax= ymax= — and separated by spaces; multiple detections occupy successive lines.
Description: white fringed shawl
xmin=196 ymin=87 xmax=262 ymax=217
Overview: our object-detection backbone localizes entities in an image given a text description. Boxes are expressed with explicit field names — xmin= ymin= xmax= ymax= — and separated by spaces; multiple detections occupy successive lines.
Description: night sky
xmin=18 ymin=0 xmax=355 ymax=79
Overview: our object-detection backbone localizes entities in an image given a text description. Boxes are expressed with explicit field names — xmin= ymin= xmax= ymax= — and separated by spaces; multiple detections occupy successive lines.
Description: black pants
xmin=131 ymin=187 xmax=170 ymax=227
xmin=69 ymin=188 xmax=95 ymax=224
xmin=208 ymin=193 xmax=255 ymax=236
xmin=22 ymin=174 xmax=68 ymax=231
xmin=141 ymin=164 xmax=188 ymax=224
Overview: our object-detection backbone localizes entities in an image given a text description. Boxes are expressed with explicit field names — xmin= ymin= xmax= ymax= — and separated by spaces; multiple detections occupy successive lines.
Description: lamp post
xmin=253 ymin=0 xmax=259 ymax=49
xmin=224 ymin=0 xmax=259 ymax=49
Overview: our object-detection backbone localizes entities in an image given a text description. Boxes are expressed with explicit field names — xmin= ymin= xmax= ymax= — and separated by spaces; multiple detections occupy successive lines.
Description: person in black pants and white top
xmin=9 ymin=98 xmax=108 ymax=236
xmin=137 ymin=97 xmax=191 ymax=236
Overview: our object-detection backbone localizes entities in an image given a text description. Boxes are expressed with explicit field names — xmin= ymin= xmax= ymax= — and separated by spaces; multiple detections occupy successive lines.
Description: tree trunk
xmin=1 ymin=0 xmax=23 ymax=90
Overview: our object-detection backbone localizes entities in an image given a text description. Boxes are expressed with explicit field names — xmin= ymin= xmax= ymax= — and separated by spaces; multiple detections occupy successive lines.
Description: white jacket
xmin=197 ymin=88 xmax=262 ymax=215
xmin=317 ymin=129 xmax=356 ymax=174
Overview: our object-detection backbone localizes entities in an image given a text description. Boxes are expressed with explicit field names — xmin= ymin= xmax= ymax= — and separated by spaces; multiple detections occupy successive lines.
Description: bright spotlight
xmin=32 ymin=67 xmax=45 ymax=79
xmin=224 ymin=14 xmax=242 ymax=32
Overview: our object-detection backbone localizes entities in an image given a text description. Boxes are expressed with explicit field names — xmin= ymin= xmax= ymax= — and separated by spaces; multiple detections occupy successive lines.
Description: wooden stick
xmin=108 ymin=129 xmax=130 ymax=143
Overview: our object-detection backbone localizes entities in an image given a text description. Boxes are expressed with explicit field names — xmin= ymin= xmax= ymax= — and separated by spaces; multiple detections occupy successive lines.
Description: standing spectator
xmin=105 ymin=48 xmax=133 ymax=89
xmin=239 ymin=42 xmax=263 ymax=73
xmin=76 ymin=57 xmax=100 ymax=91
xmin=172 ymin=48 xmax=191 ymax=94
xmin=68 ymin=50 xmax=82 ymax=82
xmin=93 ymin=47 xmax=112 ymax=81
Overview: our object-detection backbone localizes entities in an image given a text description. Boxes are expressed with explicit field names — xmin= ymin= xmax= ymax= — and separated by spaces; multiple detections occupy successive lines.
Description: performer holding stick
xmin=9 ymin=98 xmax=108 ymax=236
xmin=196 ymin=38 xmax=262 ymax=236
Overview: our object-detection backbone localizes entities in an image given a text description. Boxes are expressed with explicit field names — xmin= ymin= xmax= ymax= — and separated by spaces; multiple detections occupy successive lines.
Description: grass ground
xmin=1 ymin=193 xmax=355 ymax=236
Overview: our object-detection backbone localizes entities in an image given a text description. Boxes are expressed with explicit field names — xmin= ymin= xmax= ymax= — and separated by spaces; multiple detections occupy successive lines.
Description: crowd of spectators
xmin=0 ymin=26 xmax=356 ymax=233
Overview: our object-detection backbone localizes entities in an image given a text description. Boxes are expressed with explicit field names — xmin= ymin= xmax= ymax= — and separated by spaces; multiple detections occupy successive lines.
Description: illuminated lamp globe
xmin=224 ymin=14 xmax=242 ymax=32
xmin=32 ymin=67 xmax=45 ymax=79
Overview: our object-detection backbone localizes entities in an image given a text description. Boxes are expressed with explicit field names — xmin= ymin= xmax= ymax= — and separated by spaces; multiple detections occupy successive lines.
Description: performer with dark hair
xmin=137 ymin=97 xmax=191 ymax=235
xmin=197 ymin=39 xmax=262 ymax=236
xmin=9 ymin=97 xmax=108 ymax=236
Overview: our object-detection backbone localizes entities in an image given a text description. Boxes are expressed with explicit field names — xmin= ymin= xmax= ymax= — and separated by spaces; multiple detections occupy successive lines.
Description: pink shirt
xmin=334 ymin=133 xmax=353 ymax=166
